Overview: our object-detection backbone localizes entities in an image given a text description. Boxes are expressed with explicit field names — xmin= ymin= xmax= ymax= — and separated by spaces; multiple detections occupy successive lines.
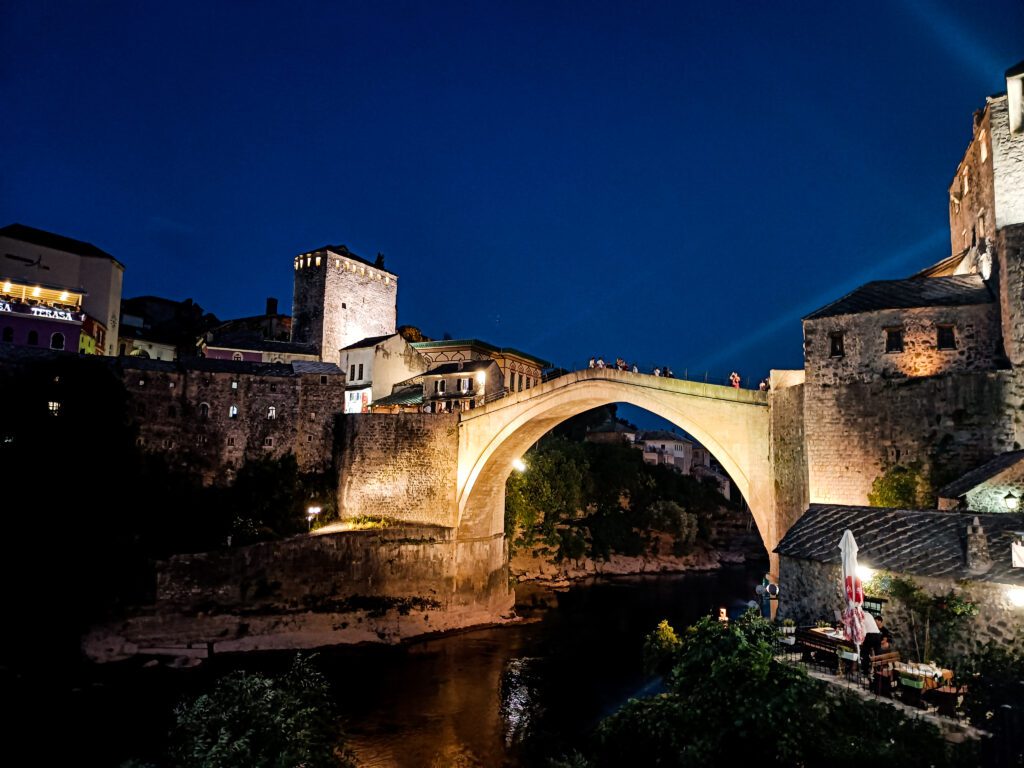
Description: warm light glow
xmin=476 ymin=371 xmax=486 ymax=385
xmin=1008 ymin=588 xmax=1024 ymax=608
xmin=1005 ymin=492 xmax=1019 ymax=511
xmin=512 ymin=458 xmax=527 ymax=472
xmin=307 ymin=505 xmax=322 ymax=518
xmin=60 ymin=291 xmax=69 ymax=301
xmin=856 ymin=565 xmax=874 ymax=582
xmin=32 ymin=286 xmax=41 ymax=297
xmin=2 ymin=282 xmax=10 ymax=293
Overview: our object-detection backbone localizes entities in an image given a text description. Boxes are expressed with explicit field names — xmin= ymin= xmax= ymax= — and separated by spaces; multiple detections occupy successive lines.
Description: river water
xmin=74 ymin=563 xmax=766 ymax=766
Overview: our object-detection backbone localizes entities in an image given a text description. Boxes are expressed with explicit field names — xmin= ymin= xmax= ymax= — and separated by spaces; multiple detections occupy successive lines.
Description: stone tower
xmin=291 ymin=245 xmax=398 ymax=364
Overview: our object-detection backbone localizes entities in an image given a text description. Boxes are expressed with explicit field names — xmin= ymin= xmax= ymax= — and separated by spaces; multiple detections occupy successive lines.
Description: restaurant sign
xmin=0 ymin=301 xmax=84 ymax=323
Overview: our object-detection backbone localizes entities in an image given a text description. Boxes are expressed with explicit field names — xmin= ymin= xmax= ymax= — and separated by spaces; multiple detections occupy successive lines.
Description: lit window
xmin=229 ymin=405 xmax=239 ymax=418
xmin=885 ymin=328 xmax=904 ymax=354
xmin=232 ymin=352 xmax=243 ymax=361
xmin=169 ymin=382 xmax=175 ymax=389
xmin=47 ymin=400 xmax=61 ymax=416
xmin=829 ymin=332 xmax=845 ymax=358
xmin=268 ymin=405 xmax=277 ymax=419
xmin=937 ymin=325 xmax=956 ymax=350
xmin=50 ymin=332 xmax=65 ymax=351
xmin=980 ymin=130 xmax=988 ymax=162
xmin=231 ymin=380 xmax=238 ymax=389
xmin=309 ymin=411 xmax=317 ymax=421
xmin=138 ymin=379 xmax=145 ymax=387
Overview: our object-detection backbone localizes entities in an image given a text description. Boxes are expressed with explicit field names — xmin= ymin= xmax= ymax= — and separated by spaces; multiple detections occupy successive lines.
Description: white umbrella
xmin=838 ymin=529 xmax=866 ymax=651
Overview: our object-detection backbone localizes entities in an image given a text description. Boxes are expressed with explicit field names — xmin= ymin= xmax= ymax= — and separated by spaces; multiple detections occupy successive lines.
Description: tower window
xmin=829 ymin=332 xmax=845 ymax=358
xmin=231 ymin=380 xmax=238 ymax=389
xmin=199 ymin=402 xmax=210 ymax=418
xmin=268 ymin=405 xmax=276 ymax=419
xmin=937 ymin=325 xmax=956 ymax=350
xmin=229 ymin=405 xmax=239 ymax=419
xmin=227 ymin=437 xmax=235 ymax=446
xmin=885 ymin=328 xmax=904 ymax=354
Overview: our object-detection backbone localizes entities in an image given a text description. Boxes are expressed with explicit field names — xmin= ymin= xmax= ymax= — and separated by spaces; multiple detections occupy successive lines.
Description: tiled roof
xmin=937 ymin=451 xmax=1024 ymax=500
xmin=205 ymin=332 xmax=318 ymax=356
xmin=291 ymin=361 xmax=343 ymax=375
xmin=775 ymin=504 xmax=1024 ymax=586
xmin=0 ymin=223 xmax=124 ymax=268
xmin=424 ymin=360 xmax=496 ymax=376
xmin=341 ymin=334 xmax=397 ymax=350
xmin=803 ymin=275 xmax=994 ymax=320
xmin=372 ymin=385 xmax=424 ymax=407
xmin=411 ymin=338 xmax=551 ymax=368
xmin=641 ymin=430 xmax=691 ymax=443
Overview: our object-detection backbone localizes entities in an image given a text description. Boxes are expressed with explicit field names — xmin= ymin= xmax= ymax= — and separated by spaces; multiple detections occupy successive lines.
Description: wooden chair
xmin=868 ymin=651 xmax=900 ymax=697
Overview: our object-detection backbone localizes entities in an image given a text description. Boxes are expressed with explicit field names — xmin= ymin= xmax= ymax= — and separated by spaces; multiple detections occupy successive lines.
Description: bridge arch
xmin=457 ymin=368 xmax=776 ymax=556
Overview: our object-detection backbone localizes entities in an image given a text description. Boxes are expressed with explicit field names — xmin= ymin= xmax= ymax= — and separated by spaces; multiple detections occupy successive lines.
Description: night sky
xmin=2 ymin=1 xmax=1022 ymax=389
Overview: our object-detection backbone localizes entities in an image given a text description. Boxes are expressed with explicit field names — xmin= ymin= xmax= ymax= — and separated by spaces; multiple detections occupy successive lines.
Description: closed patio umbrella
xmin=838 ymin=529 xmax=866 ymax=651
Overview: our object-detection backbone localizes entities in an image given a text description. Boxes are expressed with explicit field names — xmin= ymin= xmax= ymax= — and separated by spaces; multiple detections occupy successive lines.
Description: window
xmin=937 ymin=325 xmax=956 ymax=350
xmin=829 ymin=332 xmax=845 ymax=358
xmin=231 ymin=380 xmax=238 ymax=389
xmin=319 ymin=375 xmax=327 ymax=385
xmin=2 ymin=327 xmax=12 ymax=342
xmin=307 ymin=435 xmax=313 ymax=442
xmin=119 ymin=342 xmax=126 ymax=355
xmin=885 ymin=328 xmax=904 ymax=354
xmin=169 ymin=382 xmax=175 ymax=389
xmin=309 ymin=411 xmax=316 ymax=421
xmin=199 ymin=402 xmax=210 ymax=418
xmin=518 ymin=374 xmax=524 ymax=392
xmin=458 ymin=377 xmax=469 ymax=392
xmin=268 ymin=405 xmax=277 ymax=419
xmin=264 ymin=437 xmax=274 ymax=447
xmin=136 ymin=436 xmax=145 ymax=446
xmin=162 ymin=439 xmax=173 ymax=448
xmin=525 ymin=377 xmax=531 ymax=390
xmin=227 ymin=437 xmax=235 ymax=446
xmin=27 ymin=330 xmax=38 ymax=346
xmin=232 ymin=352 xmax=243 ymax=361
xmin=435 ymin=379 xmax=446 ymax=394
xmin=350 ymin=364 xmax=356 ymax=379
xmin=197 ymin=436 xmax=208 ymax=445
xmin=229 ymin=405 xmax=239 ymax=419
xmin=358 ymin=363 xmax=364 ymax=380
xmin=47 ymin=400 xmax=61 ymax=416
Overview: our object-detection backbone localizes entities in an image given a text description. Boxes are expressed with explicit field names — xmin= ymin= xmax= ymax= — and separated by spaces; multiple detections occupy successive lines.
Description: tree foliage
xmin=170 ymin=655 xmax=354 ymax=768
xmin=867 ymin=463 xmax=933 ymax=508
xmin=585 ymin=611 xmax=968 ymax=768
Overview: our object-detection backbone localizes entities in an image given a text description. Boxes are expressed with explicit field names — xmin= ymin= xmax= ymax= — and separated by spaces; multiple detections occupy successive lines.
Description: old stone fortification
xmin=338 ymin=413 xmax=459 ymax=527
xmin=85 ymin=526 xmax=511 ymax=661
xmin=291 ymin=247 xmax=398 ymax=364
xmin=768 ymin=375 xmax=809 ymax=552
xmin=777 ymin=557 xmax=1024 ymax=658
xmin=803 ymin=370 xmax=1019 ymax=505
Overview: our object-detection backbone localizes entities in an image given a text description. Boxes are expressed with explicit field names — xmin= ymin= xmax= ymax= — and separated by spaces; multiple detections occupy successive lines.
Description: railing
xmin=540 ymin=363 xmax=769 ymax=390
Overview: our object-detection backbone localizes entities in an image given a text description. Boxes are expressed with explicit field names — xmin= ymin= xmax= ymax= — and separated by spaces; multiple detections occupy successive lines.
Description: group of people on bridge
xmin=588 ymin=357 xmax=673 ymax=378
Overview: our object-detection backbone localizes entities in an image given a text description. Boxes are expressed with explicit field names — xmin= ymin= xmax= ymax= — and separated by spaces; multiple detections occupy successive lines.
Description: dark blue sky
xmin=2 ymin=1 xmax=1022 ymax=385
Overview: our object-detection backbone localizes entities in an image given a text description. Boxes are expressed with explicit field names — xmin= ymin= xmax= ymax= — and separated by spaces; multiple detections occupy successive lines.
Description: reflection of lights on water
xmin=500 ymin=657 xmax=544 ymax=747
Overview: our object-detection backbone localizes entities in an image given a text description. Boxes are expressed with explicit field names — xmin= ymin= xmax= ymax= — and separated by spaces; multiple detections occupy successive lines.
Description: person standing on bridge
xmin=631 ymin=362 xmax=639 ymax=373
xmin=596 ymin=357 xmax=606 ymax=369
xmin=588 ymin=356 xmax=596 ymax=369
xmin=653 ymin=366 xmax=661 ymax=377
xmin=730 ymin=371 xmax=741 ymax=388
xmin=665 ymin=366 xmax=673 ymax=378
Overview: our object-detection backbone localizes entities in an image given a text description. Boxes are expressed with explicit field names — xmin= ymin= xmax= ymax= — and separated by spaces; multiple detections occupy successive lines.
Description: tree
xmin=867 ymin=463 xmax=933 ymax=508
xmin=170 ymin=655 xmax=354 ymax=768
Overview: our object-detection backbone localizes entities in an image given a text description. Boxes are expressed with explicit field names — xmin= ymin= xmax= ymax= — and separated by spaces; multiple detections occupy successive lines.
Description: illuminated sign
xmin=0 ymin=301 xmax=82 ymax=322
xmin=31 ymin=306 xmax=76 ymax=321
xmin=0 ymin=301 xmax=10 ymax=313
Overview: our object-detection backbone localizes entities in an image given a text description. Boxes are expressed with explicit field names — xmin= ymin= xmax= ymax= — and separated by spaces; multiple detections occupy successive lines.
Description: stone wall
xmin=991 ymin=95 xmax=1024 ymax=232
xmin=768 ymin=380 xmax=808 ymax=568
xmin=804 ymin=370 xmax=1017 ymax=505
xmin=949 ymin=104 xmax=996 ymax=255
xmin=778 ymin=557 xmax=1024 ymax=659
xmin=86 ymin=527 xmax=513 ymax=660
xmin=123 ymin=361 xmax=344 ymax=482
xmin=338 ymin=413 xmax=459 ymax=527
xmin=804 ymin=303 xmax=1003 ymax=386
xmin=996 ymin=224 xmax=1024 ymax=367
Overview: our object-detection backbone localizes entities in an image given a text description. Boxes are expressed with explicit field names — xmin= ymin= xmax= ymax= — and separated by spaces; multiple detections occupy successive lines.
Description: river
xmin=72 ymin=563 xmax=767 ymax=766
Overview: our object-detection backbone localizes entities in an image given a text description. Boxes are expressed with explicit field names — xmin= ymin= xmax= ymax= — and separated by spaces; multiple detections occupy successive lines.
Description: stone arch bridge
xmin=456 ymin=368 xmax=780 ymax=555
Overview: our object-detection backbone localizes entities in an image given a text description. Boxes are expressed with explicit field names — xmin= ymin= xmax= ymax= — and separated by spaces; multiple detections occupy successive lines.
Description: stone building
xmin=339 ymin=333 xmax=428 ymax=414
xmin=775 ymin=504 xmax=1024 ymax=657
xmin=419 ymin=359 xmax=504 ymax=413
xmin=290 ymin=245 xmax=398 ymax=365
xmin=0 ymin=223 xmax=124 ymax=356
xmin=937 ymin=450 xmax=1024 ymax=513
xmin=798 ymin=62 xmax=1024 ymax=507
xmin=639 ymin=430 xmax=694 ymax=473
xmin=121 ymin=356 xmax=344 ymax=482
xmin=411 ymin=338 xmax=549 ymax=394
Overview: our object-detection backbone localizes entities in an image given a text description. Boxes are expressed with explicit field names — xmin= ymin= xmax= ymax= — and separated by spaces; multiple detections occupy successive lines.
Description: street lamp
xmin=512 ymin=458 xmax=526 ymax=472
xmin=307 ymin=505 xmax=322 ymax=531
xmin=1004 ymin=492 xmax=1019 ymax=511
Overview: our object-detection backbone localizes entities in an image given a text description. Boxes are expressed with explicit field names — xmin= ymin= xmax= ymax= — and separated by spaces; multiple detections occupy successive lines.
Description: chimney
xmin=1008 ymin=60 xmax=1024 ymax=134
xmin=266 ymin=297 xmax=278 ymax=316
xmin=966 ymin=516 xmax=992 ymax=574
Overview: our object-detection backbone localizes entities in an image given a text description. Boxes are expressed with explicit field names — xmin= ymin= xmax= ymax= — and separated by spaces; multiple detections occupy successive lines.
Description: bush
xmin=170 ymin=654 xmax=354 ymax=768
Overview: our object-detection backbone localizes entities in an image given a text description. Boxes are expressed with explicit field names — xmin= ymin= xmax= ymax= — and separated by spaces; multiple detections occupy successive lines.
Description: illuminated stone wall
xmin=291 ymin=248 xmax=398 ymax=365
xmin=768 ymin=378 xmax=808 ymax=571
xmin=948 ymin=104 xmax=997 ymax=255
xmin=338 ymin=412 xmax=459 ymax=527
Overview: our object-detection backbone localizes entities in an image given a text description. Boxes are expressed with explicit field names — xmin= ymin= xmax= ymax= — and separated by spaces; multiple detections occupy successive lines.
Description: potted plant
xmin=781 ymin=618 xmax=795 ymax=635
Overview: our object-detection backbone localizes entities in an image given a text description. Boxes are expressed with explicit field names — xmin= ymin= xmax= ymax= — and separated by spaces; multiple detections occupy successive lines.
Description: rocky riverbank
xmin=510 ymin=532 xmax=761 ymax=589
